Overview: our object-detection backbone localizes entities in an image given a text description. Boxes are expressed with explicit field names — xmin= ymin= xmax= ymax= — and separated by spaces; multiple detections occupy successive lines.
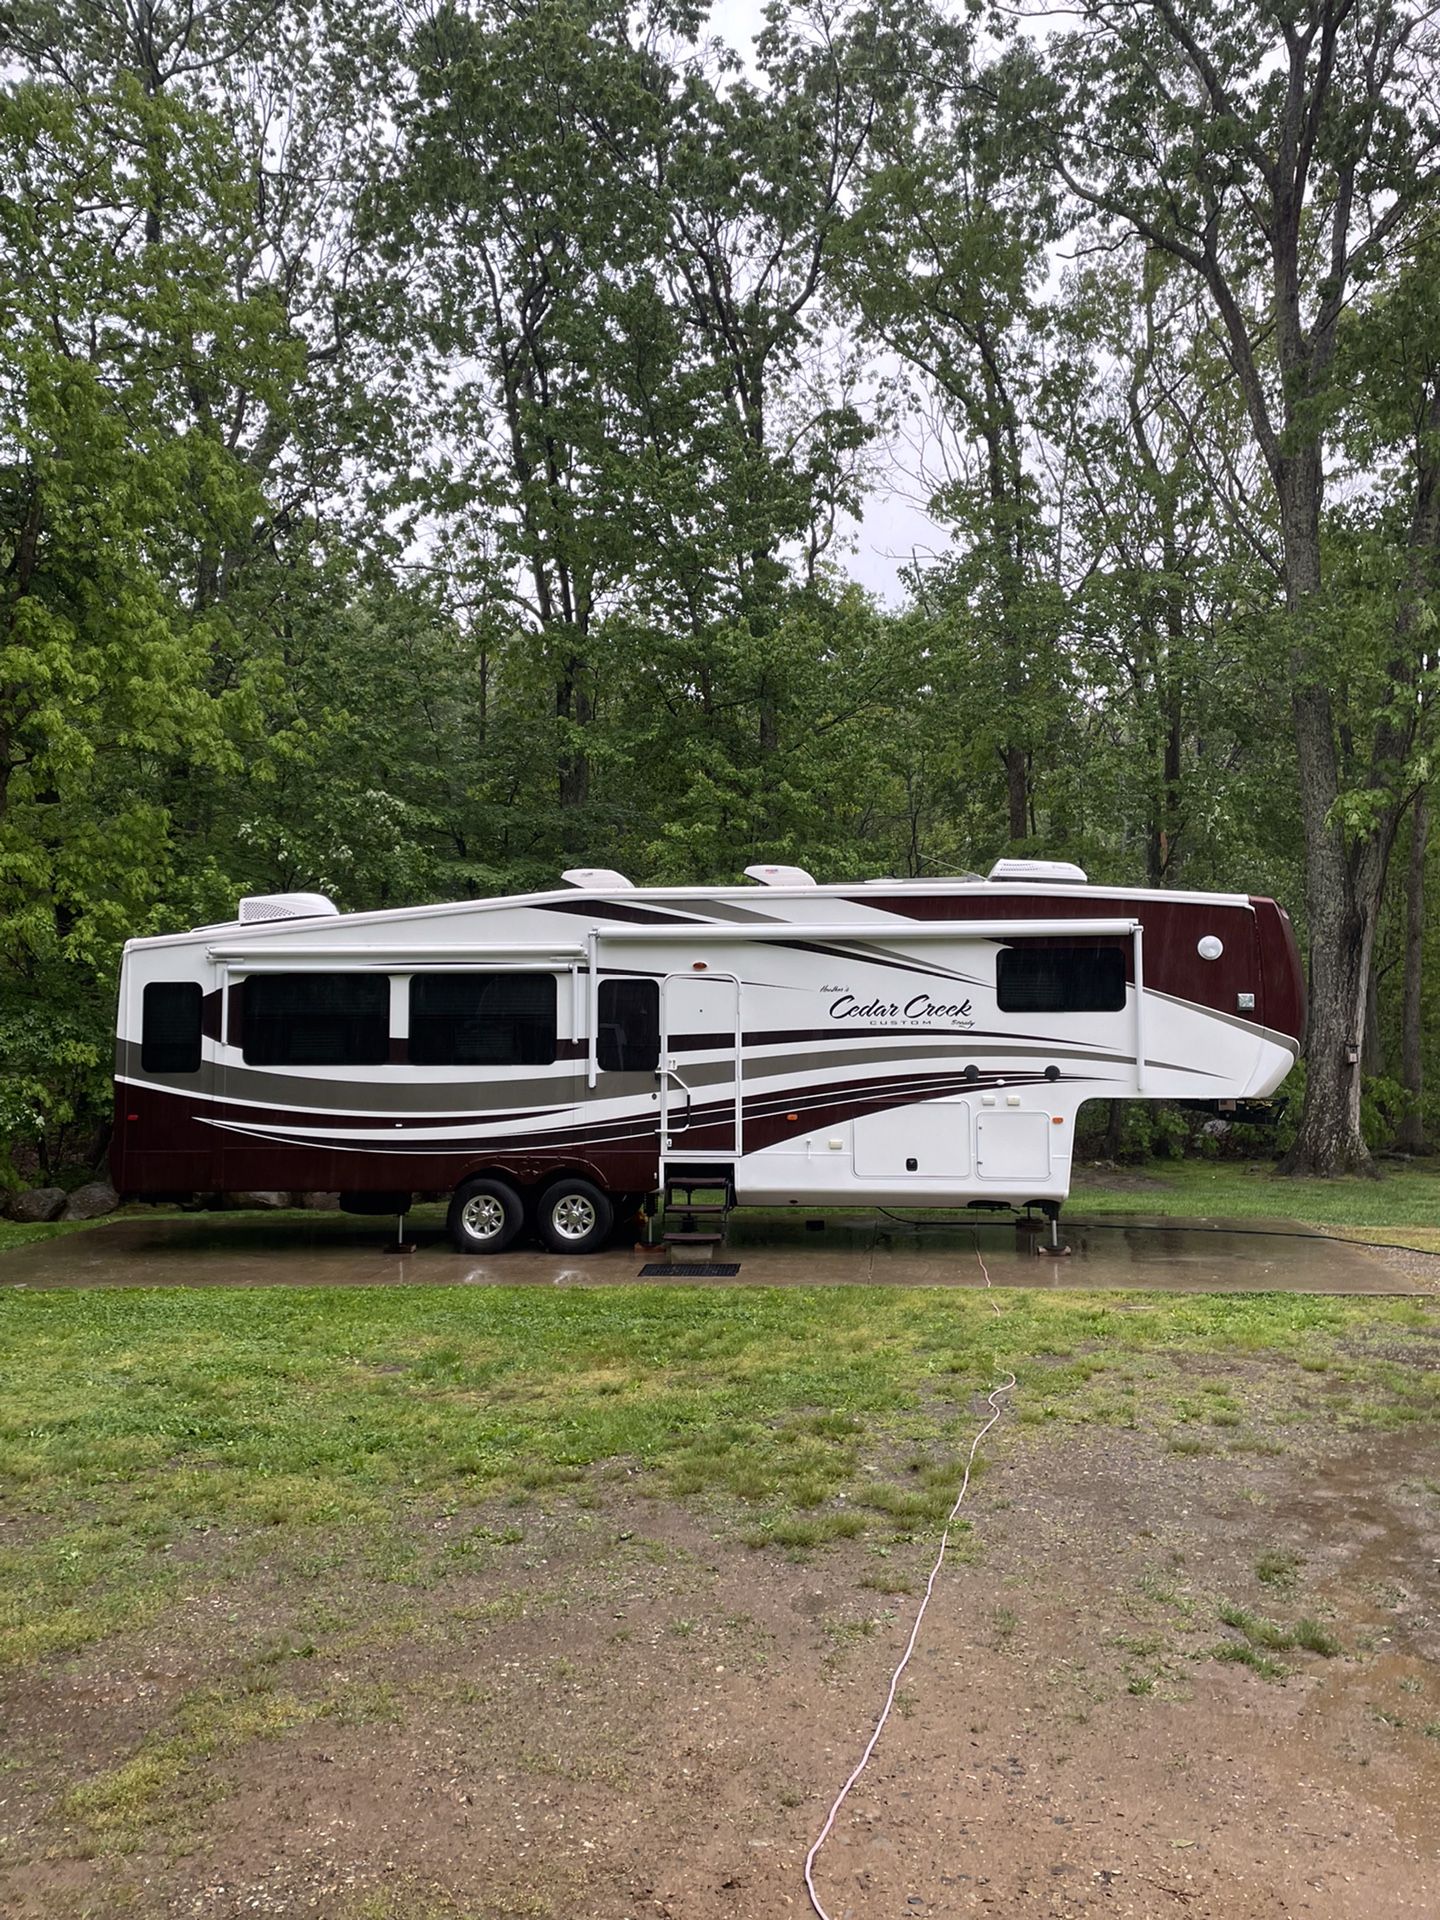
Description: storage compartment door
xmin=853 ymin=1101 xmax=971 ymax=1178
xmin=975 ymin=1112 xmax=1052 ymax=1183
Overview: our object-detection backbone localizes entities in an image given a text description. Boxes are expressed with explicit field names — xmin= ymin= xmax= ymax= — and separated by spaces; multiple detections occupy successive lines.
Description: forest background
xmin=2 ymin=0 xmax=1437 ymax=1185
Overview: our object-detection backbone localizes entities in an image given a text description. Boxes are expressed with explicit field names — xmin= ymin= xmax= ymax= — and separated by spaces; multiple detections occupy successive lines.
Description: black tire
xmin=447 ymin=1176 xmax=525 ymax=1254
xmin=535 ymin=1177 xmax=614 ymax=1255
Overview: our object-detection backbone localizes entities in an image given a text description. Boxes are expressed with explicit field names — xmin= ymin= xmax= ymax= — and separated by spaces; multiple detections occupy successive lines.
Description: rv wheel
xmin=448 ymin=1176 xmax=524 ymax=1254
xmin=536 ymin=1178 xmax=613 ymax=1255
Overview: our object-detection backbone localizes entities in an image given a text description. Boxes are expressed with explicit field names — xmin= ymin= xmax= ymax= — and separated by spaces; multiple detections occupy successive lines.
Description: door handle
xmin=662 ymin=1067 xmax=694 ymax=1130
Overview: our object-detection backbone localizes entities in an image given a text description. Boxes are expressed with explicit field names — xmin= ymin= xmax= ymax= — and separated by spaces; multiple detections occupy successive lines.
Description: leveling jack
xmin=385 ymin=1211 xmax=419 ymax=1256
xmin=1034 ymin=1201 xmax=1070 ymax=1259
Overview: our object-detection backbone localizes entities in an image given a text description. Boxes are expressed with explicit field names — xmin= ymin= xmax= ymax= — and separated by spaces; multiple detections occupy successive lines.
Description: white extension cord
xmin=803 ymin=1237 xmax=1016 ymax=1919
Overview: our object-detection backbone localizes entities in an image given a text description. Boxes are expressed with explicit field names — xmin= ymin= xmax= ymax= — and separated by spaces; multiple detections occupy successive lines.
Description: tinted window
xmin=409 ymin=973 xmax=556 ymax=1066
xmin=598 ymin=979 xmax=659 ymax=1072
xmin=242 ymin=973 xmax=389 ymax=1066
xmin=996 ymin=946 xmax=1127 ymax=1014
xmin=141 ymin=981 xmax=203 ymax=1074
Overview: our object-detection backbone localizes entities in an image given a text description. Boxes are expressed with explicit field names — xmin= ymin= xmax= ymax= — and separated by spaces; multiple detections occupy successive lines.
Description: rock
xmin=221 ymin=1190 xmax=291 ymax=1210
xmin=60 ymin=1181 xmax=120 ymax=1222
xmin=292 ymin=1191 xmax=340 ymax=1211
xmin=7 ymin=1187 xmax=68 ymax=1223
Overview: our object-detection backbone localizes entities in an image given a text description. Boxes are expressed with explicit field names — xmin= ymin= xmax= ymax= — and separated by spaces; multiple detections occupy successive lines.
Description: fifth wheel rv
xmin=110 ymin=860 xmax=1304 ymax=1254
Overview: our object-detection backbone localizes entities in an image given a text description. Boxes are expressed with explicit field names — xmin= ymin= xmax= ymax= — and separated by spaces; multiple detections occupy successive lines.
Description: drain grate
xmin=638 ymin=1261 xmax=741 ymax=1278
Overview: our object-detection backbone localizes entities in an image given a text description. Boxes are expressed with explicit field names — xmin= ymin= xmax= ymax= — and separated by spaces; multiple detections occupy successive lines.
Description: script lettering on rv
xmin=823 ymin=985 xmax=974 ymax=1028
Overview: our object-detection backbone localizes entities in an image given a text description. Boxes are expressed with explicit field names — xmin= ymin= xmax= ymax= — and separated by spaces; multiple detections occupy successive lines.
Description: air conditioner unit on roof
xmin=561 ymin=868 xmax=634 ymax=890
xmin=237 ymin=892 xmax=340 ymax=923
xmin=987 ymin=858 xmax=1088 ymax=885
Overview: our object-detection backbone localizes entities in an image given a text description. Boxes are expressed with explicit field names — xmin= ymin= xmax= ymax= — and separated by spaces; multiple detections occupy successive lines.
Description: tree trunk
xmin=1277 ymin=456 xmax=1376 ymax=1176
xmin=557 ymin=666 xmax=591 ymax=818
xmin=1278 ymin=693 xmax=1385 ymax=1174
xmin=1160 ymin=578 xmax=1184 ymax=881
xmin=1397 ymin=787 xmax=1429 ymax=1154
xmin=758 ymin=680 xmax=778 ymax=756
xmin=1005 ymin=745 xmax=1027 ymax=843
xmin=1361 ymin=956 xmax=1383 ymax=1077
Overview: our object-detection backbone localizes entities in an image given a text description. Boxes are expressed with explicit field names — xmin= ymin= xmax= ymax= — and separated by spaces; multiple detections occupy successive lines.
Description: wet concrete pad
xmin=0 ymin=1209 xmax=1419 ymax=1293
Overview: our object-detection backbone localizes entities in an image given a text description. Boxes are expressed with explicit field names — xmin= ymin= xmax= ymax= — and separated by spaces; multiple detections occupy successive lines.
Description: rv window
xmin=242 ymin=973 xmax=390 ymax=1066
xmin=996 ymin=946 xmax=1127 ymax=1014
xmin=598 ymin=979 xmax=659 ymax=1072
xmin=141 ymin=981 xmax=204 ymax=1074
xmin=409 ymin=973 xmax=556 ymax=1067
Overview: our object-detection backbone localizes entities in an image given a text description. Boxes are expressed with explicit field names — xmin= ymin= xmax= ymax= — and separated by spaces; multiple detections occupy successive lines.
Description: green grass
xmin=0 ymin=1216 xmax=100 ymax=1254
xmin=58 ymin=1671 xmax=402 ymax=1853
xmin=1217 ymin=1601 xmax=1342 ymax=1658
xmin=1255 ymin=1548 xmax=1303 ymax=1592
xmin=1211 ymin=1641 xmax=1289 ymax=1681
xmin=1070 ymin=1155 xmax=1440 ymax=1231
xmin=1 ymin=1282 xmax=1436 ymax=1675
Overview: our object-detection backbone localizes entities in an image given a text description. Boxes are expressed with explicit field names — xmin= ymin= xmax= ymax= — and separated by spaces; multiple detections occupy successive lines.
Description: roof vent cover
xmin=561 ymin=868 xmax=634 ymax=890
xmin=237 ymin=891 xmax=340 ymax=924
xmin=987 ymin=858 xmax=1088 ymax=886
xmin=744 ymin=863 xmax=817 ymax=887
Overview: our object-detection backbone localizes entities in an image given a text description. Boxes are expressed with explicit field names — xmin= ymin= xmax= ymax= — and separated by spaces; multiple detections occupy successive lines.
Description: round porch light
xmin=1197 ymin=935 xmax=1223 ymax=960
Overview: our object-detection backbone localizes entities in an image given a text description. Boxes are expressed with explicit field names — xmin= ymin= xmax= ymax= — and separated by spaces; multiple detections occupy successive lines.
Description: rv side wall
xmin=109 ymin=882 xmax=1300 ymax=1218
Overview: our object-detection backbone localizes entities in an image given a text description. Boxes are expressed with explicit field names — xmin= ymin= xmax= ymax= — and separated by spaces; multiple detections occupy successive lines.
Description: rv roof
xmin=126 ymin=869 xmax=1257 ymax=954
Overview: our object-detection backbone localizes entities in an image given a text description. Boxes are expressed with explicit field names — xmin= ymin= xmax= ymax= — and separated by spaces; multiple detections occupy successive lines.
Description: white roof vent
xmin=561 ymin=867 xmax=634 ymax=890
xmin=987 ymin=858 xmax=1088 ymax=885
xmin=237 ymin=891 xmax=340 ymax=923
xmin=744 ymin=863 xmax=817 ymax=887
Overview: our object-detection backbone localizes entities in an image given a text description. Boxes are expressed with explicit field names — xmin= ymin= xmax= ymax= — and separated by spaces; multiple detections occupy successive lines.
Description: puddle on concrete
xmin=0 ymin=1209 xmax=1417 ymax=1294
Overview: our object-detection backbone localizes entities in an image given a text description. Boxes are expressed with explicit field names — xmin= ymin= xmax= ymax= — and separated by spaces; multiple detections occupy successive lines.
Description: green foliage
xmin=0 ymin=0 xmax=1437 ymax=1177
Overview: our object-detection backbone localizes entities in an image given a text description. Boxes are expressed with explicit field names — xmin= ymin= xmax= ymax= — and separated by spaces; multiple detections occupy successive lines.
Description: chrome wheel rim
xmin=551 ymin=1193 xmax=597 ymax=1241
xmin=462 ymin=1193 xmax=506 ymax=1241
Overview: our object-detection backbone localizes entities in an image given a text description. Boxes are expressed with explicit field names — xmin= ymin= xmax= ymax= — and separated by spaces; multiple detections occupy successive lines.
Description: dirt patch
xmin=4 ymin=1417 xmax=1438 ymax=1920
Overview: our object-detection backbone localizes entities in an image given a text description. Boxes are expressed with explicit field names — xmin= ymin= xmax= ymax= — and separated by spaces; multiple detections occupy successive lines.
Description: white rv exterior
xmin=111 ymin=862 xmax=1303 ymax=1252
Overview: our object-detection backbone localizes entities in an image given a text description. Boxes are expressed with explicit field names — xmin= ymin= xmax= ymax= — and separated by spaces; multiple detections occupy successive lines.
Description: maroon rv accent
xmin=110 ymin=1063 xmax=1081 ymax=1199
xmin=1249 ymin=897 xmax=1305 ymax=1042
xmin=769 ymin=939 xmax=977 ymax=983
xmin=849 ymin=892 xmax=1279 ymax=1029
xmin=547 ymin=898 xmax=696 ymax=926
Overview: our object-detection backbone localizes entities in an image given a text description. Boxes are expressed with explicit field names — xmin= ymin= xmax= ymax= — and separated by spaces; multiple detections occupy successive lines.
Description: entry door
xmin=660 ymin=972 xmax=741 ymax=1157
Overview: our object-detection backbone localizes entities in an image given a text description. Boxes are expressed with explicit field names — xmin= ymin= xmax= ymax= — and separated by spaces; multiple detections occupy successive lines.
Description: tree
xmin=0 ymin=1 xmax=394 ymax=1174
xmin=1396 ymin=786 xmax=1430 ymax=1150
xmin=0 ymin=70 xmax=243 ymax=1169
xmin=1057 ymin=251 xmax=1295 ymax=896
xmin=1047 ymin=0 xmax=1440 ymax=1172
xmin=845 ymin=16 xmax=1067 ymax=844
